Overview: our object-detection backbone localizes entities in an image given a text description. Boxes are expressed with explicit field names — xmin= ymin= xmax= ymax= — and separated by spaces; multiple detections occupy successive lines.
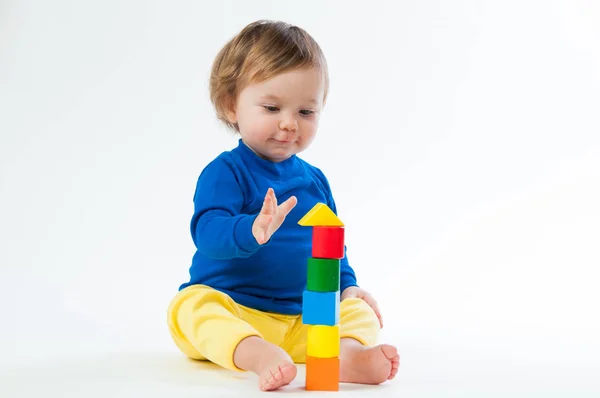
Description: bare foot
xmin=233 ymin=336 xmax=297 ymax=391
xmin=339 ymin=338 xmax=400 ymax=384
xmin=258 ymin=362 xmax=297 ymax=391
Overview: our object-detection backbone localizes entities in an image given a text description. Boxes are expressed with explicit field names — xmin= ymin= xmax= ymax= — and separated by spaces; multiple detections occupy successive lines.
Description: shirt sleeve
xmin=189 ymin=157 xmax=262 ymax=259
xmin=313 ymin=167 xmax=359 ymax=292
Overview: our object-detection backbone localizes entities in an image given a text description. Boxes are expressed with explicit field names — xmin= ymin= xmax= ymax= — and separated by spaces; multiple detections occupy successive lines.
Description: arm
xmin=313 ymin=168 xmax=358 ymax=292
xmin=339 ymin=255 xmax=359 ymax=293
xmin=333 ymin=210 xmax=358 ymax=293
xmin=190 ymin=159 xmax=261 ymax=259
xmin=312 ymin=169 xmax=383 ymax=327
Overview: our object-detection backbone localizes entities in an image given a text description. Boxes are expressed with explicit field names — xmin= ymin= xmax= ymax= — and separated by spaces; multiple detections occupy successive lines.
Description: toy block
xmin=298 ymin=203 xmax=344 ymax=227
xmin=306 ymin=356 xmax=339 ymax=391
xmin=307 ymin=258 xmax=340 ymax=292
xmin=312 ymin=226 xmax=345 ymax=259
xmin=307 ymin=325 xmax=340 ymax=357
xmin=302 ymin=290 xmax=340 ymax=325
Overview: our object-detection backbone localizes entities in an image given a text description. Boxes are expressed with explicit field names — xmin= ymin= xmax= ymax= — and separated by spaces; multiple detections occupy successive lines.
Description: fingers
xmin=253 ymin=207 xmax=272 ymax=244
xmin=372 ymin=305 xmax=383 ymax=328
xmin=270 ymin=190 xmax=277 ymax=214
xmin=257 ymin=189 xmax=297 ymax=245
xmin=257 ymin=215 xmax=272 ymax=244
xmin=341 ymin=286 xmax=359 ymax=301
xmin=264 ymin=188 xmax=297 ymax=217
xmin=269 ymin=187 xmax=278 ymax=207
xmin=261 ymin=188 xmax=275 ymax=216
xmin=279 ymin=195 xmax=297 ymax=216
xmin=363 ymin=294 xmax=383 ymax=328
xmin=255 ymin=189 xmax=279 ymax=244
xmin=342 ymin=287 xmax=384 ymax=328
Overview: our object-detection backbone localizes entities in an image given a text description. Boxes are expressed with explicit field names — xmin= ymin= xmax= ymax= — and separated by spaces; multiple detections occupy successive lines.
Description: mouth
xmin=272 ymin=139 xmax=293 ymax=144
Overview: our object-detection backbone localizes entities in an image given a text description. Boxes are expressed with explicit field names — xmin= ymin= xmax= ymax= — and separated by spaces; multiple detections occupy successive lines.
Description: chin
xmin=270 ymin=154 xmax=292 ymax=162
xmin=268 ymin=150 xmax=294 ymax=162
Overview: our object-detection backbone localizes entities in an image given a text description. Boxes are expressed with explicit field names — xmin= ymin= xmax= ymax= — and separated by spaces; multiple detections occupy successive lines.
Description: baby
xmin=167 ymin=20 xmax=399 ymax=391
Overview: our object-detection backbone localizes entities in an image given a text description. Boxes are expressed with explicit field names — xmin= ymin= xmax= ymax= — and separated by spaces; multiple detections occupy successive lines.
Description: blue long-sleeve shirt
xmin=179 ymin=139 xmax=358 ymax=314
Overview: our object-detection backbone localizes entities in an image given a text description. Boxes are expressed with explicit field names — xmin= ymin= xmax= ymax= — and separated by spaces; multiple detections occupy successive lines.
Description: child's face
xmin=228 ymin=67 xmax=325 ymax=162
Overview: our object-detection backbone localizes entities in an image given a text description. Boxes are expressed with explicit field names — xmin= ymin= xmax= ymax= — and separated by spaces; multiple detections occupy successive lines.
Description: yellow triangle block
xmin=298 ymin=203 xmax=344 ymax=227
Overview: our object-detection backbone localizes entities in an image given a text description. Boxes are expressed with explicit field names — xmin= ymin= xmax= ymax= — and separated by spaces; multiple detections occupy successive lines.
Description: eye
xmin=299 ymin=109 xmax=314 ymax=116
xmin=264 ymin=105 xmax=279 ymax=112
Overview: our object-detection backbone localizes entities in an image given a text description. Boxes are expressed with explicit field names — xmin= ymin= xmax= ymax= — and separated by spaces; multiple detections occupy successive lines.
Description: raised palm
xmin=252 ymin=188 xmax=298 ymax=245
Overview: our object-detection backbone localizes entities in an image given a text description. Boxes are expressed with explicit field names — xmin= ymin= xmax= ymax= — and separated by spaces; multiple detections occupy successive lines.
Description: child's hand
xmin=252 ymin=188 xmax=298 ymax=245
xmin=341 ymin=286 xmax=383 ymax=328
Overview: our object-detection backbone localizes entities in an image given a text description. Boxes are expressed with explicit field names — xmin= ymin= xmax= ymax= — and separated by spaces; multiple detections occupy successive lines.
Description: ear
xmin=224 ymin=97 xmax=238 ymax=124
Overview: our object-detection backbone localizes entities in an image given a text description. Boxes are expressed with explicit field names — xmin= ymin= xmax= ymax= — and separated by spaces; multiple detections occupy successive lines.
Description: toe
xmin=260 ymin=364 xmax=297 ymax=391
xmin=381 ymin=345 xmax=398 ymax=359
xmin=261 ymin=370 xmax=279 ymax=391
xmin=260 ymin=376 xmax=273 ymax=391
xmin=390 ymin=354 xmax=400 ymax=379
xmin=271 ymin=367 xmax=282 ymax=381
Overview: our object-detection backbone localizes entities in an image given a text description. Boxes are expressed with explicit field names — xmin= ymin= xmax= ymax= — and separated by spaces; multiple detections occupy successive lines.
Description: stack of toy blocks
xmin=298 ymin=203 xmax=345 ymax=391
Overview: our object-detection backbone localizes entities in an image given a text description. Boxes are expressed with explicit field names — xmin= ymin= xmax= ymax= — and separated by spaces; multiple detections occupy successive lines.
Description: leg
xmin=282 ymin=298 xmax=400 ymax=385
xmin=167 ymin=285 xmax=297 ymax=391
xmin=339 ymin=337 xmax=400 ymax=384
xmin=338 ymin=298 xmax=400 ymax=384
xmin=233 ymin=336 xmax=297 ymax=391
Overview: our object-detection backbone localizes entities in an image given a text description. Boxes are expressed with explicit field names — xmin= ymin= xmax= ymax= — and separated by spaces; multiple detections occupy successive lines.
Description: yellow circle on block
xmin=307 ymin=325 xmax=340 ymax=358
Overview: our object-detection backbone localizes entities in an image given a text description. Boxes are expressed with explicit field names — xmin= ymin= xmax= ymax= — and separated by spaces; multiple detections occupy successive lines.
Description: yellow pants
xmin=167 ymin=285 xmax=380 ymax=371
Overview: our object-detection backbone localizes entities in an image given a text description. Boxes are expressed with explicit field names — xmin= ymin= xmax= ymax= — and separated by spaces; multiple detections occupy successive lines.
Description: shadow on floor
xmin=0 ymin=351 xmax=388 ymax=397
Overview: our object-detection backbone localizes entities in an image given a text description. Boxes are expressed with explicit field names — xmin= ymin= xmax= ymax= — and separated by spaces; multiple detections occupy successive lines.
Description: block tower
xmin=298 ymin=203 xmax=345 ymax=391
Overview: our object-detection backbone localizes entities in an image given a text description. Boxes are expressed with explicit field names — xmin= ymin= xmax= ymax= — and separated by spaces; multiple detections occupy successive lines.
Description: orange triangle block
xmin=298 ymin=203 xmax=344 ymax=227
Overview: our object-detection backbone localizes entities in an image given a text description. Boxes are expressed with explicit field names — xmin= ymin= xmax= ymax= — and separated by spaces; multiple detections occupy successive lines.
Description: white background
xmin=1 ymin=1 xmax=599 ymax=396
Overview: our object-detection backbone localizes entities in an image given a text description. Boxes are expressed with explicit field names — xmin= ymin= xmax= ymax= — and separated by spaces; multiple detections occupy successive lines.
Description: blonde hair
xmin=209 ymin=20 xmax=329 ymax=131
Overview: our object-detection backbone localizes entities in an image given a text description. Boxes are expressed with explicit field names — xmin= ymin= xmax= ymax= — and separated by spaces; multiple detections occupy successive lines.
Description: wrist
xmin=234 ymin=214 xmax=263 ymax=255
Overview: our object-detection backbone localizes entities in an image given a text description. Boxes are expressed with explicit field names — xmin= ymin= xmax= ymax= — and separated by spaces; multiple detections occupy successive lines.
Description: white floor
xmin=2 ymin=1 xmax=600 ymax=396
xmin=1 ymin=328 xmax=598 ymax=398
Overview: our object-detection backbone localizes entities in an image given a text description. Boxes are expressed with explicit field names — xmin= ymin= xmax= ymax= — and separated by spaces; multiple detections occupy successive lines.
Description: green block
xmin=307 ymin=258 xmax=340 ymax=292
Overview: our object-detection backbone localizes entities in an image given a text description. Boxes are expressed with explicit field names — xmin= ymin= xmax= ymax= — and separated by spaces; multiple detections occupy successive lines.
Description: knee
xmin=340 ymin=298 xmax=379 ymax=325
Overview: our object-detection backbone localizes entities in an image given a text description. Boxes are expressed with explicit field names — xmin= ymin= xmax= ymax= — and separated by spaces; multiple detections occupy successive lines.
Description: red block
xmin=312 ymin=226 xmax=345 ymax=259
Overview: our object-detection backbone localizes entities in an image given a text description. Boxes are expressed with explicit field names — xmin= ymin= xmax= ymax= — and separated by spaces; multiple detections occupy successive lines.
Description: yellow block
xmin=307 ymin=325 xmax=340 ymax=358
xmin=298 ymin=203 xmax=344 ymax=227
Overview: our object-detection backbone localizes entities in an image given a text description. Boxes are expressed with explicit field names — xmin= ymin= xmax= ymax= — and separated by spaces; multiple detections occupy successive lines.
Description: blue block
xmin=302 ymin=290 xmax=340 ymax=326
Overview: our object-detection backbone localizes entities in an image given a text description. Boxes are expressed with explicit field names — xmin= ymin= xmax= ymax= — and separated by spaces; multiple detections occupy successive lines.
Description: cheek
xmin=300 ymin=118 xmax=318 ymax=136
xmin=250 ymin=115 xmax=274 ymax=136
xmin=240 ymin=110 xmax=270 ymax=136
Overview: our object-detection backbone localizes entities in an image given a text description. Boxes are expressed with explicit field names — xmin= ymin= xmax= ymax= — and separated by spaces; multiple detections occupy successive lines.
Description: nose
xmin=279 ymin=113 xmax=298 ymax=133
